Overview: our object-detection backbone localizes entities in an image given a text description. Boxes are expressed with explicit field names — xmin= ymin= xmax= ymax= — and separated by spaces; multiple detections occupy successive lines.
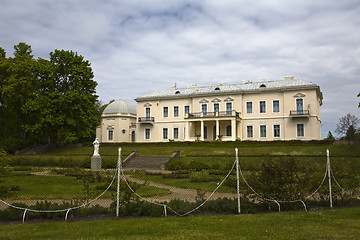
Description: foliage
xmin=0 ymin=43 xmax=99 ymax=152
xmin=0 ymin=147 xmax=15 ymax=198
xmin=335 ymin=113 xmax=360 ymax=137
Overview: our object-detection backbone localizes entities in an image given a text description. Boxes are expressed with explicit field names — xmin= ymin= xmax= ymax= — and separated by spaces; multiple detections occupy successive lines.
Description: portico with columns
xmin=184 ymin=110 xmax=241 ymax=141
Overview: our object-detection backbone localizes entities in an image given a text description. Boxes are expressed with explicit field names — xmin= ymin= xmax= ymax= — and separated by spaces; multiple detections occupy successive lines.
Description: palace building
xmin=97 ymin=76 xmax=323 ymax=143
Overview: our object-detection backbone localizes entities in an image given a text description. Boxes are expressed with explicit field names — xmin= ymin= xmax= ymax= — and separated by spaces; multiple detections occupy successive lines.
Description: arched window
xmin=260 ymin=84 xmax=266 ymax=88
xmin=175 ymin=90 xmax=180 ymax=94
xmin=215 ymin=87 xmax=220 ymax=90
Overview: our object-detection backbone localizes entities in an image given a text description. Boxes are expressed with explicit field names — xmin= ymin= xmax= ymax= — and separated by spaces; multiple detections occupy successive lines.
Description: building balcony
xmin=290 ymin=110 xmax=310 ymax=118
xmin=138 ymin=117 xmax=155 ymax=124
xmin=185 ymin=110 xmax=240 ymax=119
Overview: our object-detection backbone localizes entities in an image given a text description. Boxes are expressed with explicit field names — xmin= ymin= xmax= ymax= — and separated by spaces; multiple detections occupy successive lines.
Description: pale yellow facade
xmin=134 ymin=77 xmax=322 ymax=142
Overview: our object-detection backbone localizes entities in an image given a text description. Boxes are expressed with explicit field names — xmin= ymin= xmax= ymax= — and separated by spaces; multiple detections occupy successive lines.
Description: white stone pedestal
xmin=91 ymin=155 xmax=102 ymax=171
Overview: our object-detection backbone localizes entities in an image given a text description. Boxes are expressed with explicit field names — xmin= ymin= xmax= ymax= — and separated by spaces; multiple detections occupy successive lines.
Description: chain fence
xmin=0 ymin=148 xmax=359 ymax=223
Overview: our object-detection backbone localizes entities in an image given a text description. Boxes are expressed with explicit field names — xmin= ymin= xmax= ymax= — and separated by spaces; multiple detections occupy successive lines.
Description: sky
xmin=1 ymin=0 xmax=359 ymax=138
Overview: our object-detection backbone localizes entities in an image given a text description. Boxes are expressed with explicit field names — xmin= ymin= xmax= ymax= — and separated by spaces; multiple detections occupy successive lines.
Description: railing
xmin=138 ymin=117 xmax=155 ymax=123
xmin=290 ymin=110 xmax=310 ymax=117
xmin=186 ymin=110 xmax=240 ymax=119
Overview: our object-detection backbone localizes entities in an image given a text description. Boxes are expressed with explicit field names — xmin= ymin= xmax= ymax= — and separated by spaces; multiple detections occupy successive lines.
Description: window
xmin=163 ymin=128 xmax=168 ymax=140
xmin=174 ymin=106 xmax=179 ymax=118
xmin=226 ymin=125 xmax=232 ymax=136
xmin=173 ymin=128 xmax=179 ymax=140
xmin=246 ymin=102 xmax=253 ymax=114
xmin=260 ymin=125 xmax=266 ymax=138
xmin=184 ymin=106 xmax=190 ymax=117
xmin=297 ymin=124 xmax=304 ymax=137
xmin=108 ymin=129 xmax=114 ymax=141
xmin=145 ymin=128 xmax=150 ymax=140
xmin=163 ymin=107 xmax=169 ymax=118
xmin=226 ymin=102 xmax=232 ymax=115
xmin=247 ymin=126 xmax=253 ymax=138
xmin=201 ymin=104 xmax=207 ymax=116
xmin=273 ymin=125 xmax=280 ymax=138
xmin=260 ymin=101 xmax=266 ymax=113
xmin=214 ymin=103 xmax=219 ymax=113
xmin=273 ymin=100 xmax=280 ymax=113
xmin=145 ymin=107 xmax=151 ymax=120
xmin=296 ymin=99 xmax=304 ymax=114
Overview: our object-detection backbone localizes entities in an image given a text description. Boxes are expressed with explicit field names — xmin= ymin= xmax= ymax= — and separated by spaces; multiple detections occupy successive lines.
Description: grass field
xmin=0 ymin=207 xmax=359 ymax=239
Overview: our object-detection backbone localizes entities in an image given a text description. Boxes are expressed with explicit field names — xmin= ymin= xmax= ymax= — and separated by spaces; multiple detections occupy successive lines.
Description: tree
xmin=345 ymin=125 xmax=356 ymax=141
xmin=358 ymin=93 xmax=359 ymax=108
xmin=23 ymin=49 xmax=99 ymax=143
xmin=0 ymin=43 xmax=37 ymax=148
xmin=335 ymin=113 xmax=360 ymax=137
xmin=325 ymin=131 xmax=335 ymax=141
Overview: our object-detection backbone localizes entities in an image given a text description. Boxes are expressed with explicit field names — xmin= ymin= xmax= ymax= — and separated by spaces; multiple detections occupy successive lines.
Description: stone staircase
xmin=122 ymin=151 xmax=179 ymax=170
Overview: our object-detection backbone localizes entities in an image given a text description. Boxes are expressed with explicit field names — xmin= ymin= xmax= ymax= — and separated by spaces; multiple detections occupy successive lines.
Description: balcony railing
xmin=290 ymin=110 xmax=310 ymax=117
xmin=138 ymin=117 xmax=155 ymax=124
xmin=186 ymin=110 xmax=240 ymax=119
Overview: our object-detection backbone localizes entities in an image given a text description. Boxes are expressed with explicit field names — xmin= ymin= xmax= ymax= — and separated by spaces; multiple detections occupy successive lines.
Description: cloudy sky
xmin=1 ymin=0 xmax=359 ymax=138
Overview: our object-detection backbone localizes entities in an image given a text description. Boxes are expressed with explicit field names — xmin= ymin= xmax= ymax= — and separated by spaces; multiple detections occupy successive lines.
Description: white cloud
xmin=1 ymin=0 xmax=359 ymax=137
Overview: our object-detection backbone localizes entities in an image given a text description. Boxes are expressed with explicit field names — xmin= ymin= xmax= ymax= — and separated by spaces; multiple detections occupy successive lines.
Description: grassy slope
xmin=0 ymin=207 xmax=359 ymax=240
xmin=45 ymin=141 xmax=360 ymax=157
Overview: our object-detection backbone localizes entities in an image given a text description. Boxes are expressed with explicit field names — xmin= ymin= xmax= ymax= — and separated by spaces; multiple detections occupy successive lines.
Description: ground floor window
xmin=247 ymin=125 xmax=253 ymax=138
xmin=173 ymin=127 xmax=179 ymax=139
xmin=273 ymin=125 xmax=280 ymax=138
xmin=163 ymin=128 xmax=168 ymax=140
xmin=145 ymin=128 xmax=150 ymax=140
xmin=297 ymin=124 xmax=304 ymax=137
xmin=108 ymin=129 xmax=114 ymax=141
xmin=260 ymin=125 xmax=266 ymax=138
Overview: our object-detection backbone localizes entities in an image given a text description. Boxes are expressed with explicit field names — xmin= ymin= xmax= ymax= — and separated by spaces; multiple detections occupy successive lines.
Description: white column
xmin=200 ymin=120 xmax=204 ymax=141
xmin=216 ymin=120 xmax=220 ymax=140
xmin=231 ymin=119 xmax=236 ymax=141
xmin=185 ymin=121 xmax=189 ymax=141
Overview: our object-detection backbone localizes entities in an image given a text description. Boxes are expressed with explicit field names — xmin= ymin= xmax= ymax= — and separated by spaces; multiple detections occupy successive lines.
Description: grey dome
xmin=103 ymin=99 xmax=136 ymax=115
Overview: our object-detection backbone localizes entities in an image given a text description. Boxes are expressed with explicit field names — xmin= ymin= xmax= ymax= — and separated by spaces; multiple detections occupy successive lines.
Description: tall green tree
xmin=23 ymin=49 xmax=99 ymax=143
xmin=0 ymin=43 xmax=36 ymax=146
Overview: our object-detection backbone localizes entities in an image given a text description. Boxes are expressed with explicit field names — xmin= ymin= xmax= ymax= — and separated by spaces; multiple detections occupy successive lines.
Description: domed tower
xmin=96 ymin=99 xmax=137 ymax=143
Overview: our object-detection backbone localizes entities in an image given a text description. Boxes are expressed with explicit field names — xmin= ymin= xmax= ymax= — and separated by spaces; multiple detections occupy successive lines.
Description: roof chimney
xmin=284 ymin=76 xmax=294 ymax=81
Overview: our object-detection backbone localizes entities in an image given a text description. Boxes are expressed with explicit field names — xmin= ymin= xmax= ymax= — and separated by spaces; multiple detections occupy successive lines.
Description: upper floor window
xmin=145 ymin=107 xmax=151 ymax=119
xmin=246 ymin=102 xmax=253 ymax=114
xmin=214 ymin=103 xmax=219 ymax=113
xmin=296 ymin=99 xmax=304 ymax=114
xmin=201 ymin=104 xmax=207 ymax=116
xmin=226 ymin=102 xmax=232 ymax=115
xmin=260 ymin=101 xmax=266 ymax=113
xmin=163 ymin=106 xmax=169 ymax=118
xmin=174 ymin=106 xmax=179 ymax=118
xmin=273 ymin=100 xmax=280 ymax=113
xmin=184 ymin=105 xmax=190 ymax=117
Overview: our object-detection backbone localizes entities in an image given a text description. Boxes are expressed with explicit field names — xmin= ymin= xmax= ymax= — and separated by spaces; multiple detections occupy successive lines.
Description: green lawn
xmin=0 ymin=207 xmax=359 ymax=239
xmin=3 ymin=171 xmax=170 ymax=200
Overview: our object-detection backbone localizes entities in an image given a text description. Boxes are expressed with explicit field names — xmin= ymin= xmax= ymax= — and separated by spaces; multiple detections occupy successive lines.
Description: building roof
xmin=103 ymin=99 xmax=137 ymax=115
xmin=135 ymin=78 xmax=319 ymax=101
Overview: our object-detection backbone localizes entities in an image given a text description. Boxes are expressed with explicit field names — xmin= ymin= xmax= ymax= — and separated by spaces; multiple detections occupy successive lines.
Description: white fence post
xmin=116 ymin=147 xmax=122 ymax=217
xmin=235 ymin=148 xmax=241 ymax=214
xmin=326 ymin=149 xmax=333 ymax=208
